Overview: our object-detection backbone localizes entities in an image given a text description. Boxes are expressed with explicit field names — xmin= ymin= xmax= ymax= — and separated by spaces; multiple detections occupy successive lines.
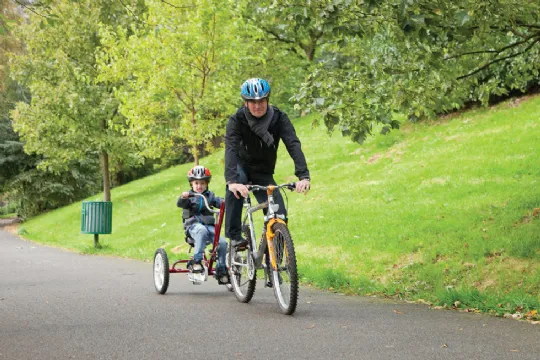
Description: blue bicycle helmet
xmin=240 ymin=78 xmax=271 ymax=100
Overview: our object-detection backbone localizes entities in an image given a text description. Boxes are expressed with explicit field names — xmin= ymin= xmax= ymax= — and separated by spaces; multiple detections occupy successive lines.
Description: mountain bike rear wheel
xmin=229 ymin=227 xmax=256 ymax=302
xmin=270 ymin=223 xmax=298 ymax=315
xmin=225 ymin=251 xmax=233 ymax=292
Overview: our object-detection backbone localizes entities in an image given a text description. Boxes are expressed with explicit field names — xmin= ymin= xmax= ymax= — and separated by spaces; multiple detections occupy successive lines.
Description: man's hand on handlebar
xmin=295 ymin=179 xmax=310 ymax=194
xmin=228 ymin=183 xmax=249 ymax=199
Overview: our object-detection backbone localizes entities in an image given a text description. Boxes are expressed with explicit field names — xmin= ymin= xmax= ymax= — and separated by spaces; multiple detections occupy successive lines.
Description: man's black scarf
xmin=244 ymin=105 xmax=275 ymax=147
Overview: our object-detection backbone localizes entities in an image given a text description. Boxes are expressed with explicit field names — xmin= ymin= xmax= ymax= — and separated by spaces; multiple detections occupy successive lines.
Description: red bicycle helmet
xmin=187 ymin=165 xmax=212 ymax=182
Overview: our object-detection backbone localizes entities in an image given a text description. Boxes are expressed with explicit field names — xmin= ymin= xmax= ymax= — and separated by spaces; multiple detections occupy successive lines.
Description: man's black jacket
xmin=225 ymin=105 xmax=310 ymax=183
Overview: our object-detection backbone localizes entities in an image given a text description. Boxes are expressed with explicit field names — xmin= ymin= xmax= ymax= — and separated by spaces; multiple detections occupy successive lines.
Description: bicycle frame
xmin=242 ymin=184 xmax=292 ymax=271
xmin=229 ymin=182 xmax=299 ymax=314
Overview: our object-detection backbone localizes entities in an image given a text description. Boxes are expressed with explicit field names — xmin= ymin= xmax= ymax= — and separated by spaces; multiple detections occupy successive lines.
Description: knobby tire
xmin=270 ymin=223 xmax=298 ymax=315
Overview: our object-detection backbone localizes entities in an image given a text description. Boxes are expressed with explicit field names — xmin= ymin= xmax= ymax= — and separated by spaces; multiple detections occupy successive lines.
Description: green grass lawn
xmin=19 ymin=95 xmax=540 ymax=319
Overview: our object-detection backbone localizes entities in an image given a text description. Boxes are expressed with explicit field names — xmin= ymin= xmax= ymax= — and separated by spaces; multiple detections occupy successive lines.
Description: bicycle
xmin=228 ymin=183 xmax=299 ymax=315
xmin=153 ymin=193 xmax=232 ymax=293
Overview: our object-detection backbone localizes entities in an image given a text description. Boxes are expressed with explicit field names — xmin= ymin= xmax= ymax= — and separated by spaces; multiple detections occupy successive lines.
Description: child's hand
xmin=182 ymin=191 xmax=190 ymax=198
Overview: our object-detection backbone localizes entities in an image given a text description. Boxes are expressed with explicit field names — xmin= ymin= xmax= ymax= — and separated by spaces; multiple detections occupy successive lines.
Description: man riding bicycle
xmin=224 ymin=78 xmax=311 ymax=250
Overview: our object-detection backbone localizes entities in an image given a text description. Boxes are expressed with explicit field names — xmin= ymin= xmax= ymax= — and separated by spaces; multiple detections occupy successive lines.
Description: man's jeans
xmin=188 ymin=223 xmax=227 ymax=266
xmin=225 ymin=165 xmax=287 ymax=240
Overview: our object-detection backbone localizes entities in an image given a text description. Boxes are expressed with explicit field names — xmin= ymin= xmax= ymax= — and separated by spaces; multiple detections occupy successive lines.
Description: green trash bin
xmin=81 ymin=201 xmax=112 ymax=234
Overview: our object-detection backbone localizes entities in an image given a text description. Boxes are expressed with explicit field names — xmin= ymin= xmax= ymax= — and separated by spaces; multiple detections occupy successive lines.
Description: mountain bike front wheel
xmin=229 ymin=227 xmax=257 ymax=303
xmin=270 ymin=223 xmax=298 ymax=315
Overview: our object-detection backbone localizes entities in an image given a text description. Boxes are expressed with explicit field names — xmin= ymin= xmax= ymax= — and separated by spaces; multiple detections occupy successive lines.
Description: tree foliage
xmin=239 ymin=0 xmax=367 ymax=114
xmin=97 ymin=0 xmax=250 ymax=165
xmin=7 ymin=160 xmax=100 ymax=218
xmin=6 ymin=0 xmax=540 ymax=216
xmin=243 ymin=0 xmax=370 ymax=62
xmin=1 ymin=0 xmax=100 ymax=216
xmin=295 ymin=0 xmax=540 ymax=143
xmin=0 ymin=0 xmax=30 ymax=190
xmin=9 ymin=0 xmax=150 ymax=201
xmin=0 ymin=78 xmax=33 ymax=190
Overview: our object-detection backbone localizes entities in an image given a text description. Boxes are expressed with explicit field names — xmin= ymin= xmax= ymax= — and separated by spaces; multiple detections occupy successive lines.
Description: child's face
xmin=191 ymin=180 xmax=208 ymax=193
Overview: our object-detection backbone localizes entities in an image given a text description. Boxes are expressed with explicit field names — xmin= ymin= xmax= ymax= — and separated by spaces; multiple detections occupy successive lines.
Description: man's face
xmin=245 ymin=98 xmax=268 ymax=118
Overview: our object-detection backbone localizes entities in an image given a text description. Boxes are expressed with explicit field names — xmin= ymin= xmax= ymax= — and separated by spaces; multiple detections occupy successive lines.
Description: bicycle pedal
xmin=233 ymin=243 xmax=248 ymax=250
xmin=191 ymin=266 xmax=204 ymax=274
xmin=188 ymin=272 xmax=205 ymax=284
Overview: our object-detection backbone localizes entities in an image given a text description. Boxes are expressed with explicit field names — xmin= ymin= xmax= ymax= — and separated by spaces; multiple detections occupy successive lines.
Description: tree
xmin=0 ymin=78 xmax=34 ymax=191
xmin=238 ymin=0 xmax=370 ymax=113
xmin=242 ymin=0 xmax=370 ymax=62
xmin=9 ymin=0 xmax=148 ymax=202
xmin=394 ymin=0 xmax=540 ymax=103
xmin=0 ymin=0 xmax=30 ymax=190
xmin=295 ymin=0 xmax=540 ymax=143
xmin=97 ymin=0 xmax=249 ymax=165
xmin=1 ymin=0 xmax=101 ymax=217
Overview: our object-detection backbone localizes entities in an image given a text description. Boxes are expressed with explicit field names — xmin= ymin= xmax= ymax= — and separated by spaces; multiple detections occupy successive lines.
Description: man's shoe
xmin=230 ymin=237 xmax=248 ymax=249
xmin=215 ymin=265 xmax=230 ymax=285
xmin=266 ymin=272 xmax=283 ymax=288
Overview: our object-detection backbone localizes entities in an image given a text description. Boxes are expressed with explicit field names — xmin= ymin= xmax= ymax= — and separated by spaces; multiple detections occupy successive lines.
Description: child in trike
xmin=178 ymin=165 xmax=229 ymax=284
xmin=153 ymin=166 xmax=229 ymax=294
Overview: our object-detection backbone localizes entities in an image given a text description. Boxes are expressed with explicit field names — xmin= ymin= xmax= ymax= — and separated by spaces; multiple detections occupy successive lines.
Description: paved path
xmin=1 ymin=230 xmax=539 ymax=360
xmin=0 ymin=218 xmax=20 ymax=227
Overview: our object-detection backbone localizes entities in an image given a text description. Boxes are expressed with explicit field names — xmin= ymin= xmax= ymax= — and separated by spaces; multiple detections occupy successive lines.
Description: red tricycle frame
xmin=168 ymin=201 xmax=225 ymax=276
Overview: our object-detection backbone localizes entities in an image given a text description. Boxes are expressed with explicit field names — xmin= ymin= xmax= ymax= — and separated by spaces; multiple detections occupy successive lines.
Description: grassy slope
xmin=20 ymin=96 xmax=540 ymax=317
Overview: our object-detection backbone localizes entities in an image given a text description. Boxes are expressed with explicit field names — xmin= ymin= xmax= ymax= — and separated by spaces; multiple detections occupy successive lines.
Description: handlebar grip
xmin=281 ymin=182 xmax=296 ymax=190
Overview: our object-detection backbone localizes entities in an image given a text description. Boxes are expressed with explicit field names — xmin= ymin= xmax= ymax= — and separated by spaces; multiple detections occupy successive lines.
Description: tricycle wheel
xmin=153 ymin=248 xmax=170 ymax=294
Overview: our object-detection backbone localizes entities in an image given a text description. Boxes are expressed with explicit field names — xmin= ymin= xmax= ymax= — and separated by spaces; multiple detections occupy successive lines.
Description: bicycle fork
xmin=244 ymin=213 xmax=285 ymax=271
xmin=242 ymin=191 xmax=287 ymax=282
xmin=265 ymin=218 xmax=286 ymax=271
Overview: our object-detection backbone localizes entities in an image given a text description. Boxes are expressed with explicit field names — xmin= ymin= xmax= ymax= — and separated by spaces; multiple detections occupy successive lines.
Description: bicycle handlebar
xmin=188 ymin=193 xmax=220 ymax=214
xmin=187 ymin=183 xmax=296 ymax=213
xmin=246 ymin=183 xmax=296 ymax=192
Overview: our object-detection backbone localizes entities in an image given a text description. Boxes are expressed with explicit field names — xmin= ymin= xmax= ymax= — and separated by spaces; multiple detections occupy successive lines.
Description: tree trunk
xmin=101 ymin=150 xmax=111 ymax=202
xmin=191 ymin=106 xmax=199 ymax=165
xmin=193 ymin=145 xmax=199 ymax=165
